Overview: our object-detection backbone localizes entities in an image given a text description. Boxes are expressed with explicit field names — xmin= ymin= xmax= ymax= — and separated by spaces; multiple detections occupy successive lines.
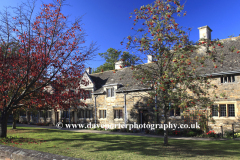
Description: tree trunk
xmin=163 ymin=106 xmax=168 ymax=146
xmin=12 ymin=110 xmax=16 ymax=129
xmin=0 ymin=111 xmax=9 ymax=138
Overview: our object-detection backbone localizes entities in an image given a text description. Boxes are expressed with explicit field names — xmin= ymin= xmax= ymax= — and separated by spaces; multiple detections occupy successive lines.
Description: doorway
xmin=55 ymin=112 xmax=59 ymax=124
xmin=139 ymin=110 xmax=148 ymax=124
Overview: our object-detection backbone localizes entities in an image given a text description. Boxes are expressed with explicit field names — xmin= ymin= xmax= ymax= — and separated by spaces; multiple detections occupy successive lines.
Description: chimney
xmin=115 ymin=60 xmax=123 ymax=69
xmin=85 ymin=67 xmax=92 ymax=74
xmin=147 ymin=55 xmax=153 ymax=63
xmin=198 ymin=25 xmax=212 ymax=41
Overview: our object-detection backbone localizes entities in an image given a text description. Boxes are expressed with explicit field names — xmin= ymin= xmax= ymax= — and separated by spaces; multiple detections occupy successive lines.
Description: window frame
xmin=220 ymin=75 xmax=235 ymax=84
xmin=80 ymin=90 xmax=92 ymax=99
xmin=106 ymin=88 xmax=115 ymax=97
xmin=47 ymin=111 xmax=52 ymax=118
xmin=220 ymin=104 xmax=226 ymax=117
xmin=62 ymin=110 xmax=69 ymax=118
xmin=212 ymin=105 xmax=218 ymax=117
xmin=228 ymin=104 xmax=235 ymax=117
xmin=40 ymin=111 xmax=46 ymax=118
xmin=114 ymin=109 xmax=123 ymax=119
xmin=169 ymin=108 xmax=181 ymax=117
xmin=212 ymin=103 xmax=236 ymax=118
xmin=99 ymin=110 xmax=107 ymax=119
xmin=78 ymin=109 xmax=84 ymax=118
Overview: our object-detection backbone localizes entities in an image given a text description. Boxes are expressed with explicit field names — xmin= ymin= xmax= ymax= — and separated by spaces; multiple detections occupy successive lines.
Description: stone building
xmin=19 ymin=25 xmax=240 ymax=133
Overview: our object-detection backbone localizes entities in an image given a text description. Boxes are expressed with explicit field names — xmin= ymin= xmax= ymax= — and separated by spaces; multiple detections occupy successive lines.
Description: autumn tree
xmin=0 ymin=0 xmax=97 ymax=137
xmin=92 ymin=48 xmax=137 ymax=73
xmin=124 ymin=0 xmax=223 ymax=145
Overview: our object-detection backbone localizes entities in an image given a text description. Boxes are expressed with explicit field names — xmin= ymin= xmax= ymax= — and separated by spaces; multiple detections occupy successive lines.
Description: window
xmin=77 ymin=109 xmax=92 ymax=118
xmin=77 ymin=110 xmax=80 ymax=118
xmin=99 ymin=110 xmax=106 ymax=118
xmin=170 ymin=109 xmax=174 ymax=116
xmin=228 ymin=104 xmax=235 ymax=117
xmin=62 ymin=110 xmax=69 ymax=118
xmin=89 ymin=110 xmax=93 ymax=118
xmin=114 ymin=109 xmax=123 ymax=119
xmin=86 ymin=110 xmax=90 ymax=118
xmin=212 ymin=105 xmax=218 ymax=117
xmin=78 ymin=109 xmax=84 ymax=118
xmin=175 ymin=108 xmax=180 ymax=116
xmin=80 ymin=90 xmax=92 ymax=99
xmin=47 ymin=111 xmax=52 ymax=118
xmin=213 ymin=104 xmax=235 ymax=117
xmin=87 ymin=90 xmax=92 ymax=99
xmin=40 ymin=111 xmax=46 ymax=117
xmin=221 ymin=75 xmax=235 ymax=83
xmin=169 ymin=108 xmax=180 ymax=116
xmin=107 ymin=88 xmax=114 ymax=97
xmin=220 ymin=104 xmax=226 ymax=117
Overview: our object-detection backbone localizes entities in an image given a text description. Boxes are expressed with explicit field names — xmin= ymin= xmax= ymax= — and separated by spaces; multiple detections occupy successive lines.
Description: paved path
xmin=10 ymin=123 xmax=237 ymax=141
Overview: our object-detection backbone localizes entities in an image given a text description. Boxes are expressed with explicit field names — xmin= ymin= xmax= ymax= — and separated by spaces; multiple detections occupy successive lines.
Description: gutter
xmin=92 ymin=92 xmax=104 ymax=95
xmin=92 ymin=87 xmax=152 ymax=95
xmin=115 ymin=87 xmax=152 ymax=93
xmin=103 ymin=83 xmax=123 ymax=87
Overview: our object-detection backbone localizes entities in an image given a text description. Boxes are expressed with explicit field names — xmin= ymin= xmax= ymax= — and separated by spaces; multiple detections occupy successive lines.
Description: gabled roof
xmin=89 ymin=66 xmax=152 ymax=94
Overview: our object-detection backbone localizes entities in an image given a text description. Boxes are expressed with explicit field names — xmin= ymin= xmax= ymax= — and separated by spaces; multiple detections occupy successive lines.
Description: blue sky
xmin=1 ymin=0 xmax=240 ymax=71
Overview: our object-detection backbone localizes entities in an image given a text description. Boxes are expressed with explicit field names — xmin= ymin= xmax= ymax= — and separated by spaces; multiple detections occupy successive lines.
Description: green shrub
xmin=132 ymin=129 xmax=139 ymax=133
xmin=190 ymin=129 xmax=203 ymax=136
xmin=180 ymin=129 xmax=189 ymax=136
xmin=186 ymin=131 xmax=197 ymax=137
xmin=234 ymin=132 xmax=240 ymax=138
xmin=96 ymin=127 xmax=103 ymax=131
xmin=156 ymin=129 xmax=164 ymax=135
xmin=120 ymin=128 xmax=127 ymax=132
xmin=225 ymin=130 xmax=234 ymax=138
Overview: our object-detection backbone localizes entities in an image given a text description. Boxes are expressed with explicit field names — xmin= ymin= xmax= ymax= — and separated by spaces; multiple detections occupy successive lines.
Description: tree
xmin=0 ymin=41 xmax=26 ymax=129
xmin=93 ymin=48 xmax=137 ymax=73
xmin=0 ymin=0 xmax=97 ymax=137
xmin=124 ymin=0 xmax=223 ymax=145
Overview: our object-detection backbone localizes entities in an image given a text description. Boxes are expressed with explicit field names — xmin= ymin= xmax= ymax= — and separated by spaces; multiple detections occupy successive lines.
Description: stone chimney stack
xmin=198 ymin=25 xmax=212 ymax=41
xmin=85 ymin=67 xmax=92 ymax=74
xmin=115 ymin=60 xmax=123 ymax=69
xmin=147 ymin=55 xmax=153 ymax=63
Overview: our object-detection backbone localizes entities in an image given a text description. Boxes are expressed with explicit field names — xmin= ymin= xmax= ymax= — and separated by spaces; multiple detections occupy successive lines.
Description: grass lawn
xmin=0 ymin=126 xmax=240 ymax=160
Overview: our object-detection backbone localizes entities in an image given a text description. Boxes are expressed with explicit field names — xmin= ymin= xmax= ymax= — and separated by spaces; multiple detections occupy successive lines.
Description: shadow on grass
xmin=7 ymin=127 xmax=68 ymax=134
xmin=4 ymin=127 xmax=240 ymax=159
xmin=44 ymin=133 xmax=240 ymax=158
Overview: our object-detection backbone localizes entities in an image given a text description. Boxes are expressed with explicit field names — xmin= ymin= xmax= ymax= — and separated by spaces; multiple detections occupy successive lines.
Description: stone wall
xmin=0 ymin=144 xmax=83 ymax=160
xmin=206 ymin=75 xmax=240 ymax=133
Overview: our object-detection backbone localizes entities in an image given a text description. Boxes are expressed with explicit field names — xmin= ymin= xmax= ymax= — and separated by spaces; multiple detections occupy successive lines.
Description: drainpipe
xmin=124 ymin=93 xmax=127 ymax=128
xmin=95 ymin=95 xmax=98 ymax=125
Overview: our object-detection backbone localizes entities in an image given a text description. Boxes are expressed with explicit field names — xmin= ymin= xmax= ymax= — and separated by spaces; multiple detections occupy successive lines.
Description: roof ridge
xmin=89 ymin=66 xmax=132 ymax=75
xmin=220 ymin=36 xmax=240 ymax=42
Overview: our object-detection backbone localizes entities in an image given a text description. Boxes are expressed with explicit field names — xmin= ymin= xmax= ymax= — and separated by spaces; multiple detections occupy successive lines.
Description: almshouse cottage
xmin=20 ymin=25 xmax=240 ymax=133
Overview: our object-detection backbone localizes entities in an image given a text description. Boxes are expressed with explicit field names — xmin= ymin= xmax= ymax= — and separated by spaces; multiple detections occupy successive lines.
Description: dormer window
xmin=80 ymin=90 xmax=92 ymax=99
xmin=87 ymin=90 xmax=92 ymax=99
xmin=221 ymin=75 xmax=235 ymax=83
xmin=107 ymin=88 xmax=114 ymax=97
